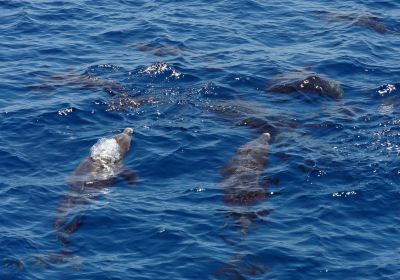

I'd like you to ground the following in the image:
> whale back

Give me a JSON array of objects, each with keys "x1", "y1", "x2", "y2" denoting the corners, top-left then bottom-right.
[
  {"x1": 56, "y1": 128, "x2": 135, "y2": 252},
  {"x1": 267, "y1": 71, "x2": 343, "y2": 99},
  {"x1": 221, "y1": 133, "x2": 271, "y2": 206}
]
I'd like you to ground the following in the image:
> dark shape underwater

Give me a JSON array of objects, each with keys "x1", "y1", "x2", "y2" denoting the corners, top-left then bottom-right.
[{"x1": 330, "y1": 11, "x2": 389, "y2": 34}]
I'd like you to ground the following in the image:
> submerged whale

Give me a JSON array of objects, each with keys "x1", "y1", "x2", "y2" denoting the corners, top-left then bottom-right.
[
  {"x1": 205, "y1": 100, "x2": 297, "y2": 139},
  {"x1": 29, "y1": 71, "x2": 130, "y2": 96},
  {"x1": 221, "y1": 132, "x2": 271, "y2": 208},
  {"x1": 266, "y1": 71, "x2": 344, "y2": 99},
  {"x1": 220, "y1": 132, "x2": 274, "y2": 236},
  {"x1": 216, "y1": 132, "x2": 273, "y2": 279},
  {"x1": 329, "y1": 12, "x2": 389, "y2": 34},
  {"x1": 132, "y1": 42, "x2": 188, "y2": 57},
  {"x1": 55, "y1": 128, "x2": 136, "y2": 250},
  {"x1": 353, "y1": 14, "x2": 388, "y2": 34}
]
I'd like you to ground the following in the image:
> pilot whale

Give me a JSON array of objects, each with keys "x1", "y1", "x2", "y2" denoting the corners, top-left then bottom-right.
[
  {"x1": 133, "y1": 42, "x2": 188, "y2": 57},
  {"x1": 216, "y1": 132, "x2": 273, "y2": 279},
  {"x1": 266, "y1": 70, "x2": 344, "y2": 99},
  {"x1": 221, "y1": 132, "x2": 272, "y2": 230},
  {"x1": 329, "y1": 12, "x2": 389, "y2": 34},
  {"x1": 55, "y1": 128, "x2": 136, "y2": 250},
  {"x1": 221, "y1": 132, "x2": 271, "y2": 207},
  {"x1": 29, "y1": 71, "x2": 130, "y2": 97}
]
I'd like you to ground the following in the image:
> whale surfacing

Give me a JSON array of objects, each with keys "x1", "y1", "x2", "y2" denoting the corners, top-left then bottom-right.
[
  {"x1": 266, "y1": 71, "x2": 344, "y2": 99},
  {"x1": 66, "y1": 128, "x2": 133, "y2": 189},
  {"x1": 55, "y1": 128, "x2": 135, "y2": 249}
]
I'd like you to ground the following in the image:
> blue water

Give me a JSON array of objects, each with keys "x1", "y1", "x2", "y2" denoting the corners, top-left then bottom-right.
[{"x1": 1, "y1": 0, "x2": 400, "y2": 279}]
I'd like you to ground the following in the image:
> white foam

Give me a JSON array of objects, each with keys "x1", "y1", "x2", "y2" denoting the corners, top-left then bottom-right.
[{"x1": 90, "y1": 137, "x2": 121, "y2": 164}]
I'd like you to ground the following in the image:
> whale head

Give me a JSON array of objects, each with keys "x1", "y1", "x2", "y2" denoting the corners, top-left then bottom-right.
[
  {"x1": 257, "y1": 132, "x2": 271, "y2": 145},
  {"x1": 123, "y1": 127, "x2": 133, "y2": 136},
  {"x1": 114, "y1": 127, "x2": 133, "y2": 157},
  {"x1": 262, "y1": 132, "x2": 271, "y2": 142},
  {"x1": 89, "y1": 128, "x2": 133, "y2": 165}
]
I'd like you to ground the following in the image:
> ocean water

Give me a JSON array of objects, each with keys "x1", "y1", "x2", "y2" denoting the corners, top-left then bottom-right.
[{"x1": 1, "y1": 0, "x2": 399, "y2": 279}]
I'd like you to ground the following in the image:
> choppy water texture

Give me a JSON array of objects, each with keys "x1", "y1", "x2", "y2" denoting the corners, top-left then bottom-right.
[{"x1": 1, "y1": 0, "x2": 400, "y2": 279}]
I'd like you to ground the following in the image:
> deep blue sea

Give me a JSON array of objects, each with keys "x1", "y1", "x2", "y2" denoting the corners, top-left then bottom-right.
[{"x1": 1, "y1": 0, "x2": 400, "y2": 279}]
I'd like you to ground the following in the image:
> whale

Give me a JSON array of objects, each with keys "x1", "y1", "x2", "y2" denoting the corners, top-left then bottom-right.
[
  {"x1": 54, "y1": 128, "x2": 136, "y2": 250},
  {"x1": 220, "y1": 132, "x2": 273, "y2": 235},
  {"x1": 329, "y1": 12, "x2": 389, "y2": 34},
  {"x1": 204, "y1": 100, "x2": 298, "y2": 139},
  {"x1": 266, "y1": 70, "x2": 344, "y2": 99},
  {"x1": 221, "y1": 133, "x2": 271, "y2": 207},
  {"x1": 132, "y1": 42, "x2": 188, "y2": 57},
  {"x1": 29, "y1": 71, "x2": 130, "y2": 96},
  {"x1": 216, "y1": 132, "x2": 273, "y2": 279},
  {"x1": 353, "y1": 14, "x2": 388, "y2": 34}
]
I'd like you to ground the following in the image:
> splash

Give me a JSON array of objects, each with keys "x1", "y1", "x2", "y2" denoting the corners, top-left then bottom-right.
[{"x1": 90, "y1": 138, "x2": 121, "y2": 164}]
